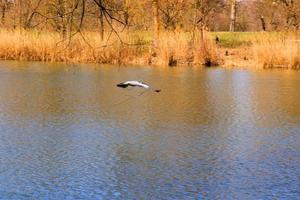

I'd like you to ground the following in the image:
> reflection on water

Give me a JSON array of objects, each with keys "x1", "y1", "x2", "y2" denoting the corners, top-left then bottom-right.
[{"x1": 0, "y1": 61, "x2": 300, "y2": 199}]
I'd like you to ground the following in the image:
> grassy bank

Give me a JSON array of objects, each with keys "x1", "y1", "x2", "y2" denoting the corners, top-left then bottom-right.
[
  {"x1": 252, "y1": 33, "x2": 300, "y2": 69},
  {"x1": 0, "y1": 30, "x2": 299, "y2": 69},
  {"x1": 0, "y1": 30, "x2": 221, "y2": 66},
  {"x1": 0, "y1": 30, "x2": 145, "y2": 64},
  {"x1": 213, "y1": 32, "x2": 300, "y2": 69}
]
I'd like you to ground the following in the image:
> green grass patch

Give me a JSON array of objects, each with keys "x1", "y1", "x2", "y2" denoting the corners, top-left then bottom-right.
[
  {"x1": 129, "y1": 31, "x2": 258, "y2": 48},
  {"x1": 210, "y1": 32, "x2": 257, "y2": 48}
]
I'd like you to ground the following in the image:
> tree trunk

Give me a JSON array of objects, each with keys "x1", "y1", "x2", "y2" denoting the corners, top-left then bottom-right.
[
  {"x1": 124, "y1": 0, "x2": 129, "y2": 27},
  {"x1": 192, "y1": 0, "x2": 199, "y2": 42},
  {"x1": 1, "y1": 2, "x2": 5, "y2": 26},
  {"x1": 260, "y1": 15, "x2": 266, "y2": 31},
  {"x1": 99, "y1": 9, "x2": 104, "y2": 41},
  {"x1": 229, "y1": 0, "x2": 236, "y2": 32},
  {"x1": 58, "y1": 0, "x2": 68, "y2": 39},
  {"x1": 153, "y1": 0, "x2": 160, "y2": 41},
  {"x1": 19, "y1": 0, "x2": 23, "y2": 31}
]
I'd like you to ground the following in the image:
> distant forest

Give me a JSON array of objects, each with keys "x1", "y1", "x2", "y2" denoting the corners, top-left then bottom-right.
[{"x1": 0, "y1": 0, "x2": 299, "y2": 36}]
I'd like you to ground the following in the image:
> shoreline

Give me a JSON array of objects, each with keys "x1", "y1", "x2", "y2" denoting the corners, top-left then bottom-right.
[
  {"x1": 0, "y1": 30, "x2": 298, "y2": 69},
  {"x1": 0, "y1": 45, "x2": 256, "y2": 69}
]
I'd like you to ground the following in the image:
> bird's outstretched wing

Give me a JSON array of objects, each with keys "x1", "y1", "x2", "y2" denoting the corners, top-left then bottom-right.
[
  {"x1": 117, "y1": 81, "x2": 150, "y2": 89},
  {"x1": 117, "y1": 83, "x2": 129, "y2": 88}
]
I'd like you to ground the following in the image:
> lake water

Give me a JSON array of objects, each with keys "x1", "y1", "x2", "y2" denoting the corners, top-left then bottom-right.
[{"x1": 0, "y1": 61, "x2": 299, "y2": 200}]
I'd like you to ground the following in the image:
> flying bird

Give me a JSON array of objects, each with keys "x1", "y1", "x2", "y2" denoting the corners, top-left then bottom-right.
[
  {"x1": 117, "y1": 81, "x2": 150, "y2": 89},
  {"x1": 117, "y1": 81, "x2": 161, "y2": 93}
]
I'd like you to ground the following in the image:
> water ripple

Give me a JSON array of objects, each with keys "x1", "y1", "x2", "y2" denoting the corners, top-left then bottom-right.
[{"x1": 0, "y1": 64, "x2": 300, "y2": 199}]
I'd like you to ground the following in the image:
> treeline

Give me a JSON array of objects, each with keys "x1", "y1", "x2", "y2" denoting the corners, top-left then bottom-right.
[{"x1": 0, "y1": 0, "x2": 299, "y2": 37}]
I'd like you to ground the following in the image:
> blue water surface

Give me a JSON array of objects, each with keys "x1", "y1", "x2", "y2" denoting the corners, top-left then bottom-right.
[{"x1": 0, "y1": 62, "x2": 300, "y2": 200}]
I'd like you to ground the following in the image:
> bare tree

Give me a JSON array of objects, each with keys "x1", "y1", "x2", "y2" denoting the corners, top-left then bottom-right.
[
  {"x1": 153, "y1": 0, "x2": 160, "y2": 40},
  {"x1": 160, "y1": 0, "x2": 186, "y2": 30},
  {"x1": 277, "y1": 0, "x2": 300, "y2": 30},
  {"x1": 0, "y1": 0, "x2": 8, "y2": 25},
  {"x1": 256, "y1": 0, "x2": 300, "y2": 31},
  {"x1": 229, "y1": 0, "x2": 236, "y2": 32},
  {"x1": 24, "y1": 0, "x2": 43, "y2": 29},
  {"x1": 191, "y1": 0, "x2": 224, "y2": 39}
]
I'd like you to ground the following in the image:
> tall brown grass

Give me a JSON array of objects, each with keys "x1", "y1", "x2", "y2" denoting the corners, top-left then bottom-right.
[
  {"x1": 252, "y1": 33, "x2": 300, "y2": 69},
  {"x1": 153, "y1": 31, "x2": 221, "y2": 66},
  {"x1": 0, "y1": 29, "x2": 221, "y2": 66},
  {"x1": 0, "y1": 30, "x2": 145, "y2": 64}
]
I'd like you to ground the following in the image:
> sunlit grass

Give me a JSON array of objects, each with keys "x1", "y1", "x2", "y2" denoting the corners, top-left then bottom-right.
[
  {"x1": 210, "y1": 32, "x2": 256, "y2": 47},
  {"x1": 0, "y1": 29, "x2": 221, "y2": 66},
  {"x1": 0, "y1": 29, "x2": 298, "y2": 68},
  {"x1": 252, "y1": 33, "x2": 300, "y2": 69}
]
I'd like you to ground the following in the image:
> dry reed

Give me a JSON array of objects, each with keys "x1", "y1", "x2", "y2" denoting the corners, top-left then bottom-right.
[
  {"x1": 252, "y1": 33, "x2": 300, "y2": 69},
  {"x1": 153, "y1": 31, "x2": 221, "y2": 66},
  {"x1": 0, "y1": 30, "x2": 145, "y2": 64},
  {"x1": 0, "y1": 29, "x2": 221, "y2": 66}
]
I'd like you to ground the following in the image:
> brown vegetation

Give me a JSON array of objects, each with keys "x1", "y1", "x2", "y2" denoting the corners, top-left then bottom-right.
[
  {"x1": 0, "y1": 0, "x2": 299, "y2": 68},
  {"x1": 0, "y1": 29, "x2": 221, "y2": 66},
  {"x1": 153, "y1": 31, "x2": 221, "y2": 66},
  {"x1": 252, "y1": 33, "x2": 300, "y2": 69}
]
